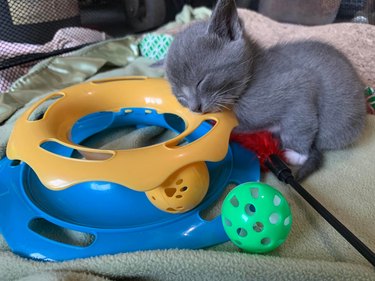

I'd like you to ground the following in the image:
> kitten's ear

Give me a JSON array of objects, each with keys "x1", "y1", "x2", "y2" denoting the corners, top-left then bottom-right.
[{"x1": 207, "y1": 0, "x2": 243, "y2": 40}]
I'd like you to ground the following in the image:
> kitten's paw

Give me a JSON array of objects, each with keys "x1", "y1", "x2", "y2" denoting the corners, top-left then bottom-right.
[{"x1": 284, "y1": 149, "x2": 308, "y2": 166}]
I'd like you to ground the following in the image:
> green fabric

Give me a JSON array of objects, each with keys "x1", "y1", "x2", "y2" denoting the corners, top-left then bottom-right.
[{"x1": 0, "y1": 5, "x2": 374, "y2": 281}]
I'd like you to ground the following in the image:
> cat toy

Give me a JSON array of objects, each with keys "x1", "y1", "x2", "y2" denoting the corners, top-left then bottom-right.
[
  {"x1": 221, "y1": 181, "x2": 292, "y2": 253},
  {"x1": 0, "y1": 77, "x2": 261, "y2": 261},
  {"x1": 231, "y1": 131, "x2": 375, "y2": 267},
  {"x1": 219, "y1": 132, "x2": 292, "y2": 253}
]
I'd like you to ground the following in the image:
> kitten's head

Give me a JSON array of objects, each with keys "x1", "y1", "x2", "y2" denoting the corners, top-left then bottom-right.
[{"x1": 165, "y1": 0, "x2": 256, "y2": 113}]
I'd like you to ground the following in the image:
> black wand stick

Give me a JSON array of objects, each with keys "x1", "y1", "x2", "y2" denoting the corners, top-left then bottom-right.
[{"x1": 265, "y1": 154, "x2": 375, "y2": 267}]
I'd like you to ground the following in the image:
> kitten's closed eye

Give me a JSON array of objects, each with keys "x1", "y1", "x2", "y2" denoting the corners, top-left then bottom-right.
[
  {"x1": 172, "y1": 80, "x2": 239, "y2": 114},
  {"x1": 196, "y1": 78, "x2": 205, "y2": 89}
]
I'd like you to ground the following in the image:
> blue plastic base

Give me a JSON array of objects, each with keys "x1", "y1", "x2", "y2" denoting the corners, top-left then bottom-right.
[{"x1": 0, "y1": 108, "x2": 259, "y2": 261}]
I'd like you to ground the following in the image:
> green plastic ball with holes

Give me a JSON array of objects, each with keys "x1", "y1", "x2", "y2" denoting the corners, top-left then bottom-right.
[{"x1": 221, "y1": 182, "x2": 292, "y2": 253}]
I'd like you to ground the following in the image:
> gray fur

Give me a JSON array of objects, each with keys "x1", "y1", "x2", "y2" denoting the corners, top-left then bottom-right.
[{"x1": 165, "y1": 0, "x2": 367, "y2": 181}]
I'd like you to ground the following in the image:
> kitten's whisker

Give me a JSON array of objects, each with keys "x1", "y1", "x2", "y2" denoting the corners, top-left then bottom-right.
[
  {"x1": 218, "y1": 104, "x2": 230, "y2": 110},
  {"x1": 206, "y1": 76, "x2": 252, "y2": 113},
  {"x1": 216, "y1": 77, "x2": 251, "y2": 96},
  {"x1": 212, "y1": 81, "x2": 232, "y2": 99}
]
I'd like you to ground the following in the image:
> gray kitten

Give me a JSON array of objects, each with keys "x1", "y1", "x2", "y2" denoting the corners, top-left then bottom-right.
[{"x1": 165, "y1": 0, "x2": 367, "y2": 181}]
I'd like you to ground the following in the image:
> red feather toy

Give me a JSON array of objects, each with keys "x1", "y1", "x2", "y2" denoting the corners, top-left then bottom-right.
[{"x1": 230, "y1": 131, "x2": 284, "y2": 172}]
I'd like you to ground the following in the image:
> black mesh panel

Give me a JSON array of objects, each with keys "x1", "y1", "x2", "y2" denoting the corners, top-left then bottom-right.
[{"x1": 0, "y1": 0, "x2": 80, "y2": 44}]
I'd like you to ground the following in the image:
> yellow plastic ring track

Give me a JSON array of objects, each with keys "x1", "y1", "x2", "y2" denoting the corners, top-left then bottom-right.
[{"x1": 7, "y1": 77, "x2": 238, "y2": 191}]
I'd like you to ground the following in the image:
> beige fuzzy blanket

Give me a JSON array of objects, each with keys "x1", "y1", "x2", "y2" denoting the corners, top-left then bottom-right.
[
  {"x1": 238, "y1": 9, "x2": 375, "y2": 87},
  {"x1": 0, "y1": 6, "x2": 374, "y2": 281}
]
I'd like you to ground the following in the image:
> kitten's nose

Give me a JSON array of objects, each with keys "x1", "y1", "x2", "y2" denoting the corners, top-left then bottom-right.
[{"x1": 189, "y1": 103, "x2": 202, "y2": 113}]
